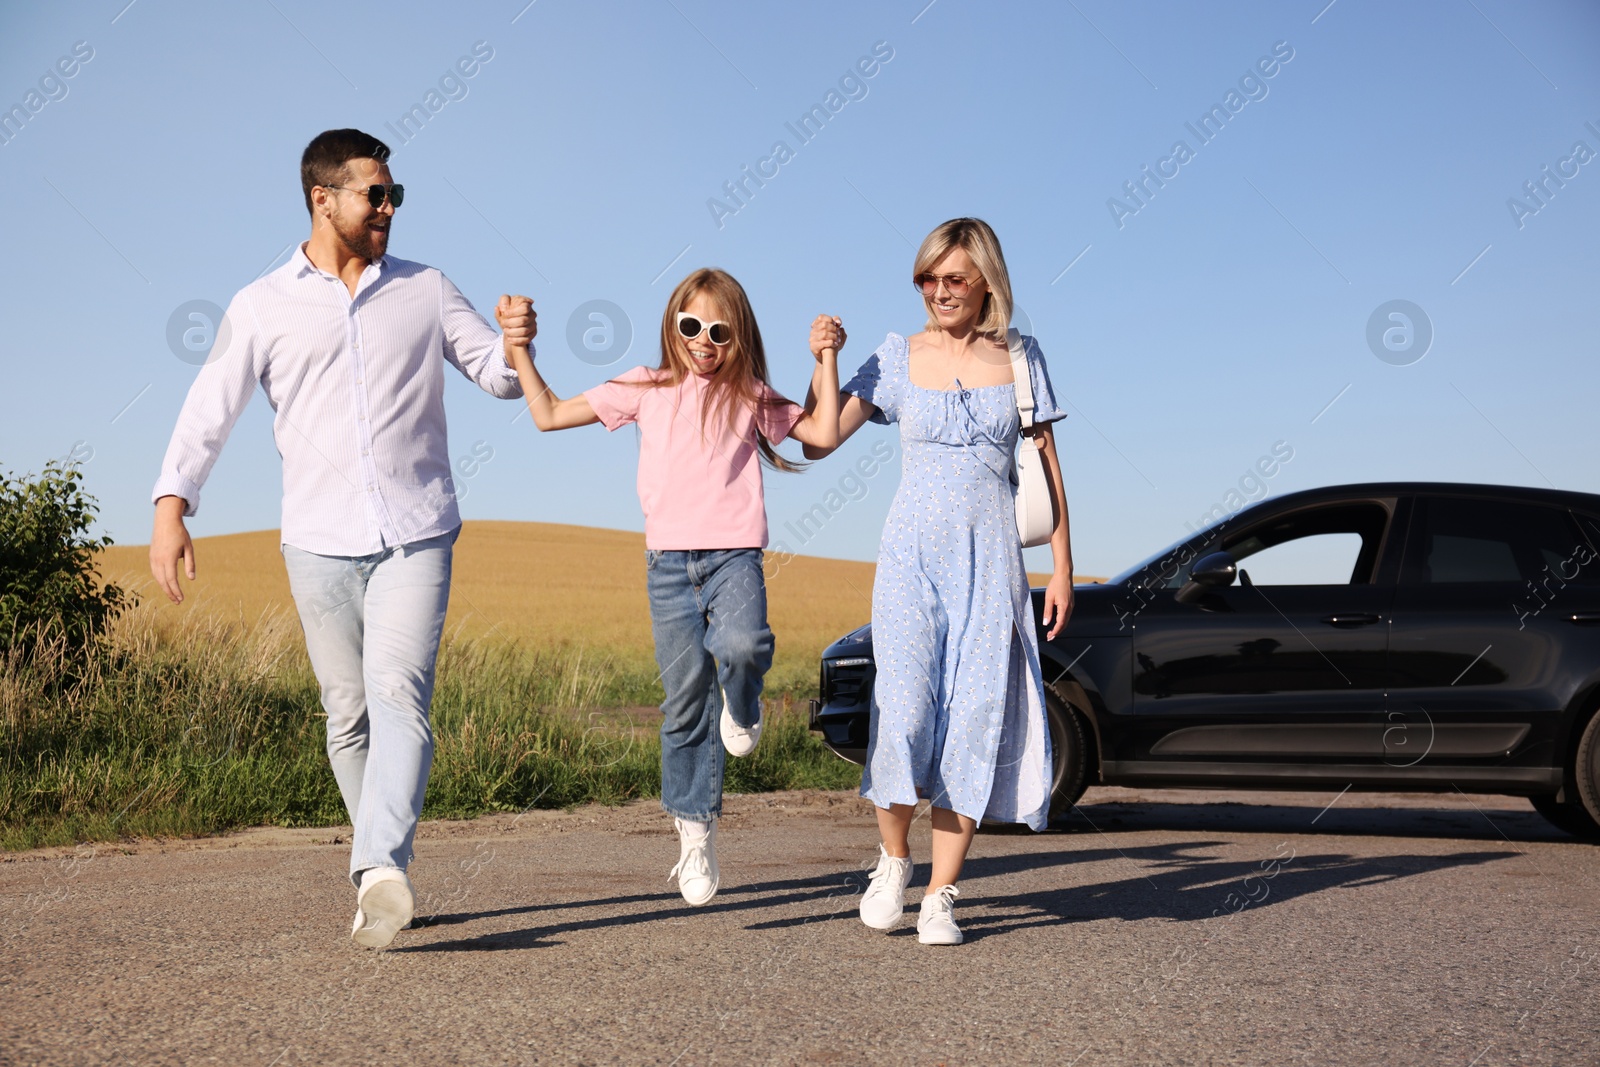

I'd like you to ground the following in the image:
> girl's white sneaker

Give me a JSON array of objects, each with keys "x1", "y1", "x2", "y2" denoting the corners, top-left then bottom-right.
[
  {"x1": 669, "y1": 818, "x2": 720, "y2": 905},
  {"x1": 859, "y1": 845, "x2": 914, "y2": 930},
  {"x1": 917, "y1": 884, "x2": 963, "y2": 945},
  {"x1": 719, "y1": 693, "x2": 762, "y2": 757}
]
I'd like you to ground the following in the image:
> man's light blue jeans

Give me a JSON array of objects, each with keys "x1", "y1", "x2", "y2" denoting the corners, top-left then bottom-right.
[
  {"x1": 645, "y1": 548, "x2": 774, "y2": 822},
  {"x1": 281, "y1": 529, "x2": 455, "y2": 885}
]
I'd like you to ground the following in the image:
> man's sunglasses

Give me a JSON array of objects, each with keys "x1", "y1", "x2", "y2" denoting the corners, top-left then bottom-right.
[
  {"x1": 676, "y1": 312, "x2": 732, "y2": 346},
  {"x1": 324, "y1": 183, "x2": 405, "y2": 209},
  {"x1": 913, "y1": 272, "x2": 981, "y2": 298}
]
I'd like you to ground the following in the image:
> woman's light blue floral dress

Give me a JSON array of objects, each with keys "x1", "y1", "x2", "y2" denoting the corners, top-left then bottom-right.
[{"x1": 844, "y1": 332, "x2": 1065, "y2": 830}]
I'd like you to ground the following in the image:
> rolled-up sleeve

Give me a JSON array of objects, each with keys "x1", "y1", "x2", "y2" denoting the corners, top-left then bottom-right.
[
  {"x1": 439, "y1": 272, "x2": 524, "y2": 399},
  {"x1": 151, "y1": 293, "x2": 264, "y2": 516}
]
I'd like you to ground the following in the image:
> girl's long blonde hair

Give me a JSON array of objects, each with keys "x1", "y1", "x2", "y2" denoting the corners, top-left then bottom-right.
[
  {"x1": 644, "y1": 268, "x2": 803, "y2": 473},
  {"x1": 914, "y1": 217, "x2": 1014, "y2": 343}
]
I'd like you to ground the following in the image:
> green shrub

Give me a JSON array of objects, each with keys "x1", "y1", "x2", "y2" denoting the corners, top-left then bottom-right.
[{"x1": 0, "y1": 460, "x2": 131, "y2": 651}]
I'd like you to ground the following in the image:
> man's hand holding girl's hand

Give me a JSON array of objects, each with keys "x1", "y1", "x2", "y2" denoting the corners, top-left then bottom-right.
[
  {"x1": 497, "y1": 294, "x2": 537, "y2": 355},
  {"x1": 809, "y1": 315, "x2": 845, "y2": 361}
]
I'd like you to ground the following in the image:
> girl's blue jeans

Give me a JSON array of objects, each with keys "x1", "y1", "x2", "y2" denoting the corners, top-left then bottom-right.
[{"x1": 645, "y1": 548, "x2": 774, "y2": 821}]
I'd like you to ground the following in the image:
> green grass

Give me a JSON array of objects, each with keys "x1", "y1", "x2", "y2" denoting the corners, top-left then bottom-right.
[{"x1": 0, "y1": 607, "x2": 859, "y2": 851}]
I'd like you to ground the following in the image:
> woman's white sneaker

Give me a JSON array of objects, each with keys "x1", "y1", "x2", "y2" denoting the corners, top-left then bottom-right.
[
  {"x1": 351, "y1": 867, "x2": 415, "y2": 949},
  {"x1": 917, "y1": 884, "x2": 963, "y2": 945},
  {"x1": 858, "y1": 845, "x2": 914, "y2": 930},
  {"x1": 668, "y1": 817, "x2": 720, "y2": 905},
  {"x1": 719, "y1": 693, "x2": 762, "y2": 757}
]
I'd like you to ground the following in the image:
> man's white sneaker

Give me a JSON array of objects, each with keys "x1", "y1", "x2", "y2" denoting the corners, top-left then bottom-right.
[
  {"x1": 351, "y1": 867, "x2": 415, "y2": 949},
  {"x1": 858, "y1": 845, "x2": 914, "y2": 930},
  {"x1": 719, "y1": 693, "x2": 762, "y2": 757},
  {"x1": 668, "y1": 818, "x2": 719, "y2": 905},
  {"x1": 917, "y1": 884, "x2": 963, "y2": 945}
]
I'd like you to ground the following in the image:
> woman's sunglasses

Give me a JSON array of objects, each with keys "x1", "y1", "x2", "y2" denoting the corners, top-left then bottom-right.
[
  {"x1": 913, "y1": 272, "x2": 981, "y2": 298},
  {"x1": 676, "y1": 312, "x2": 732, "y2": 346},
  {"x1": 325, "y1": 183, "x2": 405, "y2": 209}
]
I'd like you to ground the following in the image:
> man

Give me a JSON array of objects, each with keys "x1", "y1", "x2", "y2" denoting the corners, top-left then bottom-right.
[{"x1": 150, "y1": 128, "x2": 537, "y2": 948}]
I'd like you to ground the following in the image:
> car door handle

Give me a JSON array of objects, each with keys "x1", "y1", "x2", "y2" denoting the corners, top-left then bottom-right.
[
  {"x1": 1570, "y1": 612, "x2": 1600, "y2": 626},
  {"x1": 1320, "y1": 613, "x2": 1381, "y2": 627}
]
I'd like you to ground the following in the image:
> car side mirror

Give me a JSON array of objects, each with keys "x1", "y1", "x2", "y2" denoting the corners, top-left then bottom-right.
[{"x1": 1176, "y1": 550, "x2": 1237, "y2": 604}]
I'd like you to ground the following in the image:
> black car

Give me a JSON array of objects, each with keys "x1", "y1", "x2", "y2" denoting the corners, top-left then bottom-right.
[{"x1": 810, "y1": 482, "x2": 1600, "y2": 838}]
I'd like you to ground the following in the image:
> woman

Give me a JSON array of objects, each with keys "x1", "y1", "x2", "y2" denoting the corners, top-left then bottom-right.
[{"x1": 804, "y1": 217, "x2": 1074, "y2": 945}]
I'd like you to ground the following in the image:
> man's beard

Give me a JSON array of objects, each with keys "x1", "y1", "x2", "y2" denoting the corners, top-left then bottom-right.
[{"x1": 333, "y1": 213, "x2": 389, "y2": 262}]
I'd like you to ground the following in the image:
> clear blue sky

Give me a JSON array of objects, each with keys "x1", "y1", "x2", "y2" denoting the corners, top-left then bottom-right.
[{"x1": 2, "y1": 0, "x2": 1597, "y2": 581}]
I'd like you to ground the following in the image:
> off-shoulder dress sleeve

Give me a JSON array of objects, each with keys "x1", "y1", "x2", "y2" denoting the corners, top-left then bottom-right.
[
  {"x1": 842, "y1": 333, "x2": 906, "y2": 426},
  {"x1": 1021, "y1": 335, "x2": 1066, "y2": 424}
]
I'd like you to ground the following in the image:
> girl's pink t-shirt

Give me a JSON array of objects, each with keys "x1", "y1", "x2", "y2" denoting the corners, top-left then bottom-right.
[{"x1": 584, "y1": 366, "x2": 804, "y2": 550}]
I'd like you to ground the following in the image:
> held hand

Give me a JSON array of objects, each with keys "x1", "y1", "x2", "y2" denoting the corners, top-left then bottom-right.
[
  {"x1": 497, "y1": 294, "x2": 537, "y2": 350},
  {"x1": 149, "y1": 498, "x2": 196, "y2": 605},
  {"x1": 1041, "y1": 572, "x2": 1074, "y2": 640},
  {"x1": 809, "y1": 315, "x2": 845, "y2": 362}
]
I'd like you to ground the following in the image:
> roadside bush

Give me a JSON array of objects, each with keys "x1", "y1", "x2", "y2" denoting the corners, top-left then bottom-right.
[{"x1": 0, "y1": 461, "x2": 131, "y2": 652}]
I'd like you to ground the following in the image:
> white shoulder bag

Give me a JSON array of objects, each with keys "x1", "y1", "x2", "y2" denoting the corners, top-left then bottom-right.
[{"x1": 1008, "y1": 328, "x2": 1056, "y2": 548}]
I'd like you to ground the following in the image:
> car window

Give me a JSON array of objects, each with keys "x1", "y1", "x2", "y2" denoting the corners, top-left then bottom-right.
[
  {"x1": 1573, "y1": 512, "x2": 1600, "y2": 578},
  {"x1": 1230, "y1": 532, "x2": 1366, "y2": 585},
  {"x1": 1406, "y1": 498, "x2": 1586, "y2": 584},
  {"x1": 1223, "y1": 503, "x2": 1387, "y2": 586},
  {"x1": 1151, "y1": 502, "x2": 1390, "y2": 589},
  {"x1": 1430, "y1": 533, "x2": 1520, "y2": 581}
]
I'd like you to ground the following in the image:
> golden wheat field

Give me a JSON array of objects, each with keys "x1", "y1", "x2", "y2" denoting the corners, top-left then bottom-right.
[
  {"x1": 96, "y1": 522, "x2": 845, "y2": 680},
  {"x1": 97, "y1": 521, "x2": 1068, "y2": 689}
]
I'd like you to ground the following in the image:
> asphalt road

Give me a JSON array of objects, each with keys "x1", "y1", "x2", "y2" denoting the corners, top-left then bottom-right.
[{"x1": 2, "y1": 787, "x2": 1596, "y2": 1066}]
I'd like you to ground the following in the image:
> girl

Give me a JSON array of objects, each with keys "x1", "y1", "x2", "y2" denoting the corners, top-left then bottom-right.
[
  {"x1": 804, "y1": 218, "x2": 1074, "y2": 945},
  {"x1": 498, "y1": 269, "x2": 843, "y2": 904}
]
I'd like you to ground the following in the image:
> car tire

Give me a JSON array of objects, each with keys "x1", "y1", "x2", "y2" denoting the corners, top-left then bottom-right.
[
  {"x1": 1046, "y1": 693, "x2": 1091, "y2": 825},
  {"x1": 1572, "y1": 709, "x2": 1600, "y2": 833},
  {"x1": 1529, "y1": 793, "x2": 1600, "y2": 840}
]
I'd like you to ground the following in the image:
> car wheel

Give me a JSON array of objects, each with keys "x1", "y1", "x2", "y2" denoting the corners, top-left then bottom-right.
[
  {"x1": 1046, "y1": 693, "x2": 1091, "y2": 825},
  {"x1": 1573, "y1": 709, "x2": 1600, "y2": 831},
  {"x1": 1529, "y1": 793, "x2": 1600, "y2": 840}
]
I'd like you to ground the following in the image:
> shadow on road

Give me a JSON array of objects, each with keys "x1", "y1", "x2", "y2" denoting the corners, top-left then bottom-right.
[
  {"x1": 947, "y1": 841, "x2": 1513, "y2": 943},
  {"x1": 397, "y1": 832, "x2": 1519, "y2": 953}
]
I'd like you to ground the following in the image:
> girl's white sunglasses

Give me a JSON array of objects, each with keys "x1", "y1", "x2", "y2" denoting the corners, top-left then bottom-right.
[{"x1": 676, "y1": 312, "x2": 732, "y2": 346}]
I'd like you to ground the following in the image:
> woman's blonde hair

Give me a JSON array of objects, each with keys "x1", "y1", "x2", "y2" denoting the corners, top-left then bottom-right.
[
  {"x1": 644, "y1": 267, "x2": 803, "y2": 473},
  {"x1": 914, "y1": 217, "x2": 1013, "y2": 342}
]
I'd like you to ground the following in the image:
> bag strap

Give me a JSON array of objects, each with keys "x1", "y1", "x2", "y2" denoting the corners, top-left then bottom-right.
[{"x1": 1007, "y1": 327, "x2": 1035, "y2": 431}]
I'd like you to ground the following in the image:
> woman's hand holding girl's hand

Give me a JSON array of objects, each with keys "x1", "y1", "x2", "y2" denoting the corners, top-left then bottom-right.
[
  {"x1": 1042, "y1": 572, "x2": 1075, "y2": 640},
  {"x1": 809, "y1": 315, "x2": 845, "y2": 361}
]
